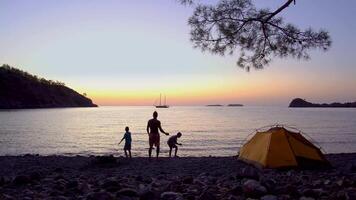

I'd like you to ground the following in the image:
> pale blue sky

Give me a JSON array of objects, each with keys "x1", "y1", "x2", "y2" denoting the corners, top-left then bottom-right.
[{"x1": 1, "y1": 0, "x2": 355, "y2": 105}]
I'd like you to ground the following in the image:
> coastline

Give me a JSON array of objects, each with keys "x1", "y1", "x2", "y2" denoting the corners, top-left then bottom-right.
[{"x1": 1, "y1": 154, "x2": 355, "y2": 199}]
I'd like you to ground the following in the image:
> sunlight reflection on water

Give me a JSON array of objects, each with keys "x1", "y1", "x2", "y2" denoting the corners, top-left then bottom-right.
[{"x1": 0, "y1": 106, "x2": 356, "y2": 156}]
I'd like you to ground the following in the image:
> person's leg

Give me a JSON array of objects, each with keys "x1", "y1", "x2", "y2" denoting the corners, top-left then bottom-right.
[
  {"x1": 175, "y1": 146, "x2": 178, "y2": 157},
  {"x1": 129, "y1": 150, "x2": 132, "y2": 158},
  {"x1": 149, "y1": 135, "x2": 153, "y2": 158},
  {"x1": 169, "y1": 147, "x2": 172, "y2": 157},
  {"x1": 155, "y1": 135, "x2": 160, "y2": 159},
  {"x1": 156, "y1": 146, "x2": 160, "y2": 158},
  {"x1": 149, "y1": 144, "x2": 153, "y2": 158},
  {"x1": 124, "y1": 150, "x2": 128, "y2": 158}
]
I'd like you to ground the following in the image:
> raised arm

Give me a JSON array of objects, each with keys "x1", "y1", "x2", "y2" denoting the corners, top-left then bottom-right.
[{"x1": 158, "y1": 122, "x2": 169, "y2": 135}]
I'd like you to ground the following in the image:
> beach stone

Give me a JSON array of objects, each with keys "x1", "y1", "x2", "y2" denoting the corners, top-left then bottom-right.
[
  {"x1": 29, "y1": 171, "x2": 42, "y2": 181},
  {"x1": 323, "y1": 179, "x2": 331, "y2": 185},
  {"x1": 53, "y1": 196, "x2": 68, "y2": 200},
  {"x1": 87, "y1": 191, "x2": 114, "y2": 200},
  {"x1": 182, "y1": 176, "x2": 194, "y2": 184},
  {"x1": 0, "y1": 194, "x2": 15, "y2": 200},
  {"x1": 139, "y1": 190, "x2": 155, "y2": 200},
  {"x1": 160, "y1": 191, "x2": 183, "y2": 200},
  {"x1": 54, "y1": 167, "x2": 64, "y2": 173},
  {"x1": 229, "y1": 185, "x2": 243, "y2": 196},
  {"x1": 236, "y1": 167, "x2": 259, "y2": 180},
  {"x1": 197, "y1": 188, "x2": 216, "y2": 200},
  {"x1": 275, "y1": 184, "x2": 298, "y2": 196},
  {"x1": 350, "y1": 164, "x2": 356, "y2": 172},
  {"x1": 182, "y1": 193, "x2": 195, "y2": 200},
  {"x1": 299, "y1": 197, "x2": 315, "y2": 200},
  {"x1": 101, "y1": 178, "x2": 121, "y2": 192},
  {"x1": 78, "y1": 182, "x2": 90, "y2": 193},
  {"x1": 13, "y1": 175, "x2": 31, "y2": 185},
  {"x1": 242, "y1": 179, "x2": 267, "y2": 198},
  {"x1": 278, "y1": 194, "x2": 291, "y2": 200},
  {"x1": 118, "y1": 188, "x2": 139, "y2": 197},
  {"x1": 66, "y1": 180, "x2": 78, "y2": 189},
  {"x1": 340, "y1": 188, "x2": 356, "y2": 200},
  {"x1": 301, "y1": 188, "x2": 326, "y2": 198},
  {"x1": 93, "y1": 155, "x2": 117, "y2": 165},
  {"x1": 260, "y1": 195, "x2": 278, "y2": 200},
  {"x1": 0, "y1": 176, "x2": 5, "y2": 186},
  {"x1": 260, "y1": 178, "x2": 276, "y2": 192}
]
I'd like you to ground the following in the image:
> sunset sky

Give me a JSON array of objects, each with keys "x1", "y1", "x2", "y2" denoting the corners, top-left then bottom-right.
[{"x1": 1, "y1": 0, "x2": 356, "y2": 106}]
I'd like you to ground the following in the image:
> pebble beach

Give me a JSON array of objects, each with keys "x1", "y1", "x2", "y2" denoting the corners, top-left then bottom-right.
[{"x1": 0, "y1": 154, "x2": 356, "y2": 200}]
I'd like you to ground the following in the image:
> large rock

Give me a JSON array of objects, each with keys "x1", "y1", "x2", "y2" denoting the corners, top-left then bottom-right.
[{"x1": 242, "y1": 179, "x2": 267, "y2": 198}]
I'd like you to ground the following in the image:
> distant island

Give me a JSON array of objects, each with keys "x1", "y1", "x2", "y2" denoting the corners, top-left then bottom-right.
[
  {"x1": 206, "y1": 104, "x2": 244, "y2": 107},
  {"x1": 227, "y1": 104, "x2": 243, "y2": 107},
  {"x1": 0, "y1": 64, "x2": 97, "y2": 109},
  {"x1": 289, "y1": 98, "x2": 356, "y2": 108}
]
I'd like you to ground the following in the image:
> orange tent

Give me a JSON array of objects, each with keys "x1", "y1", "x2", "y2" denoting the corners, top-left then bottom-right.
[{"x1": 239, "y1": 126, "x2": 330, "y2": 168}]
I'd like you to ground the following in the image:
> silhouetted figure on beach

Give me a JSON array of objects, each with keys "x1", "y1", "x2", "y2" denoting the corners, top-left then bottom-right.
[
  {"x1": 119, "y1": 126, "x2": 132, "y2": 158},
  {"x1": 147, "y1": 111, "x2": 169, "y2": 159},
  {"x1": 168, "y1": 132, "x2": 182, "y2": 157}
]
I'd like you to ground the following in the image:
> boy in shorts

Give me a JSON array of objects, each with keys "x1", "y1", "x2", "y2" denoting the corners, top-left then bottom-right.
[
  {"x1": 167, "y1": 132, "x2": 182, "y2": 157},
  {"x1": 119, "y1": 126, "x2": 132, "y2": 158}
]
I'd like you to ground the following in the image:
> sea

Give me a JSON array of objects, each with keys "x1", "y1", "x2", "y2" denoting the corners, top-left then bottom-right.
[{"x1": 0, "y1": 106, "x2": 355, "y2": 157}]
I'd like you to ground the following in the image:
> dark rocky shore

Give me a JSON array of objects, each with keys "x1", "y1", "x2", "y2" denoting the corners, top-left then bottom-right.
[
  {"x1": 289, "y1": 98, "x2": 356, "y2": 108},
  {"x1": 0, "y1": 65, "x2": 97, "y2": 109},
  {"x1": 0, "y1": 154, "x2": 356, "y2": 200}
]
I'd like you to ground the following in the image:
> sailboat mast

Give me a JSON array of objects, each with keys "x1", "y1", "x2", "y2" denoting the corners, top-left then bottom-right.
[
  {"x1": 164, "y1": 95, "x2": 166, "y2": 105},
  {"x1": 159, "y1": 93, "x2": 162, "y2": 106}
]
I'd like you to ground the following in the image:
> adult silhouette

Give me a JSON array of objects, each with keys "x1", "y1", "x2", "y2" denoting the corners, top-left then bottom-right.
[{"x1": 147, "y1": 111, "x2": 169, "y2": 158}]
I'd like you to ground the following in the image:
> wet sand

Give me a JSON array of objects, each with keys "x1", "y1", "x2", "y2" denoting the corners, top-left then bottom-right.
[{"x1": 0, "y1": 154, "x2": 355, "y2": 199}]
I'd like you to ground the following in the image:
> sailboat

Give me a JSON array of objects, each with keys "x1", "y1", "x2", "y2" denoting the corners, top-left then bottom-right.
[{"x1": 155, "y1": 94, "x2": 169, "y2": 108}]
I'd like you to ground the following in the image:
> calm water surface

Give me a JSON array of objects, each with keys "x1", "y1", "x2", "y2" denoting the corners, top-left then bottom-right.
[{"x1": 0, "y1": 106, "x2": 355, "y2": 157}]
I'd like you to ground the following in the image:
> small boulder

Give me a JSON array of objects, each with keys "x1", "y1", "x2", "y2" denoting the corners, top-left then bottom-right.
[
  {"x1": 139, "y1": 190, "x2": 155, "y2": 200},
  {"x1": 198, "y1": 188, "x2": 217, "y2": 200},
  {"x1": 12, "y1": 175, "x2": 31, "y2": 186},
  {"x1": 29, "y1": 171, "x2": 42, "y2": 181},
  {"x1": 66, "y1": 180, "x2": 78, "y2": 189},
  {"x1": 236, "y1": 167, "x2": 259, "y2": 180},
  {"x1": 0, "y1": 176, "x2": 5, "y2": 186},
  {"x1": 87, "y1": 191, "x2": 114, "y2": 200},
  {"x1": 101, "y1": 178, "x2": 121, "y2": 192},
  {"x1": 261, "y1": 195, "x2": 278, "y2": 200},
  {"x1": 118, "y1": 188, "x2": 139, "y2": 197},
  {"x1": 182, "y1": 176, "x2": 194, "y2": 184},
  {"x1": 0, "y1": 194, "x2": 15, "y2": 200},
  {"x1": 92, "y1": 155, "x2": 117, "y2": 165},
  {"x1": 161, "y1": 191, "x2": 183, "y2": 200},
  {"x1": 54, "y1": 167, "x2": 64, "y2": 173},
  {"x1": 229, "y1": 185, "x2": 243, "y2": 196},
  {"x1": 242, "y1": 179, "x2": 267, "y2": 198},
  {"x1": 299, "y1": 197, "x2": 315, "y2": 200}
]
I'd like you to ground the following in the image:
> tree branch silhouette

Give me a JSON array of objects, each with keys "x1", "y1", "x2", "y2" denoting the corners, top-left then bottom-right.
[{"x1": 181, "y1": 0, "x2": 331, "y2": 71}]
